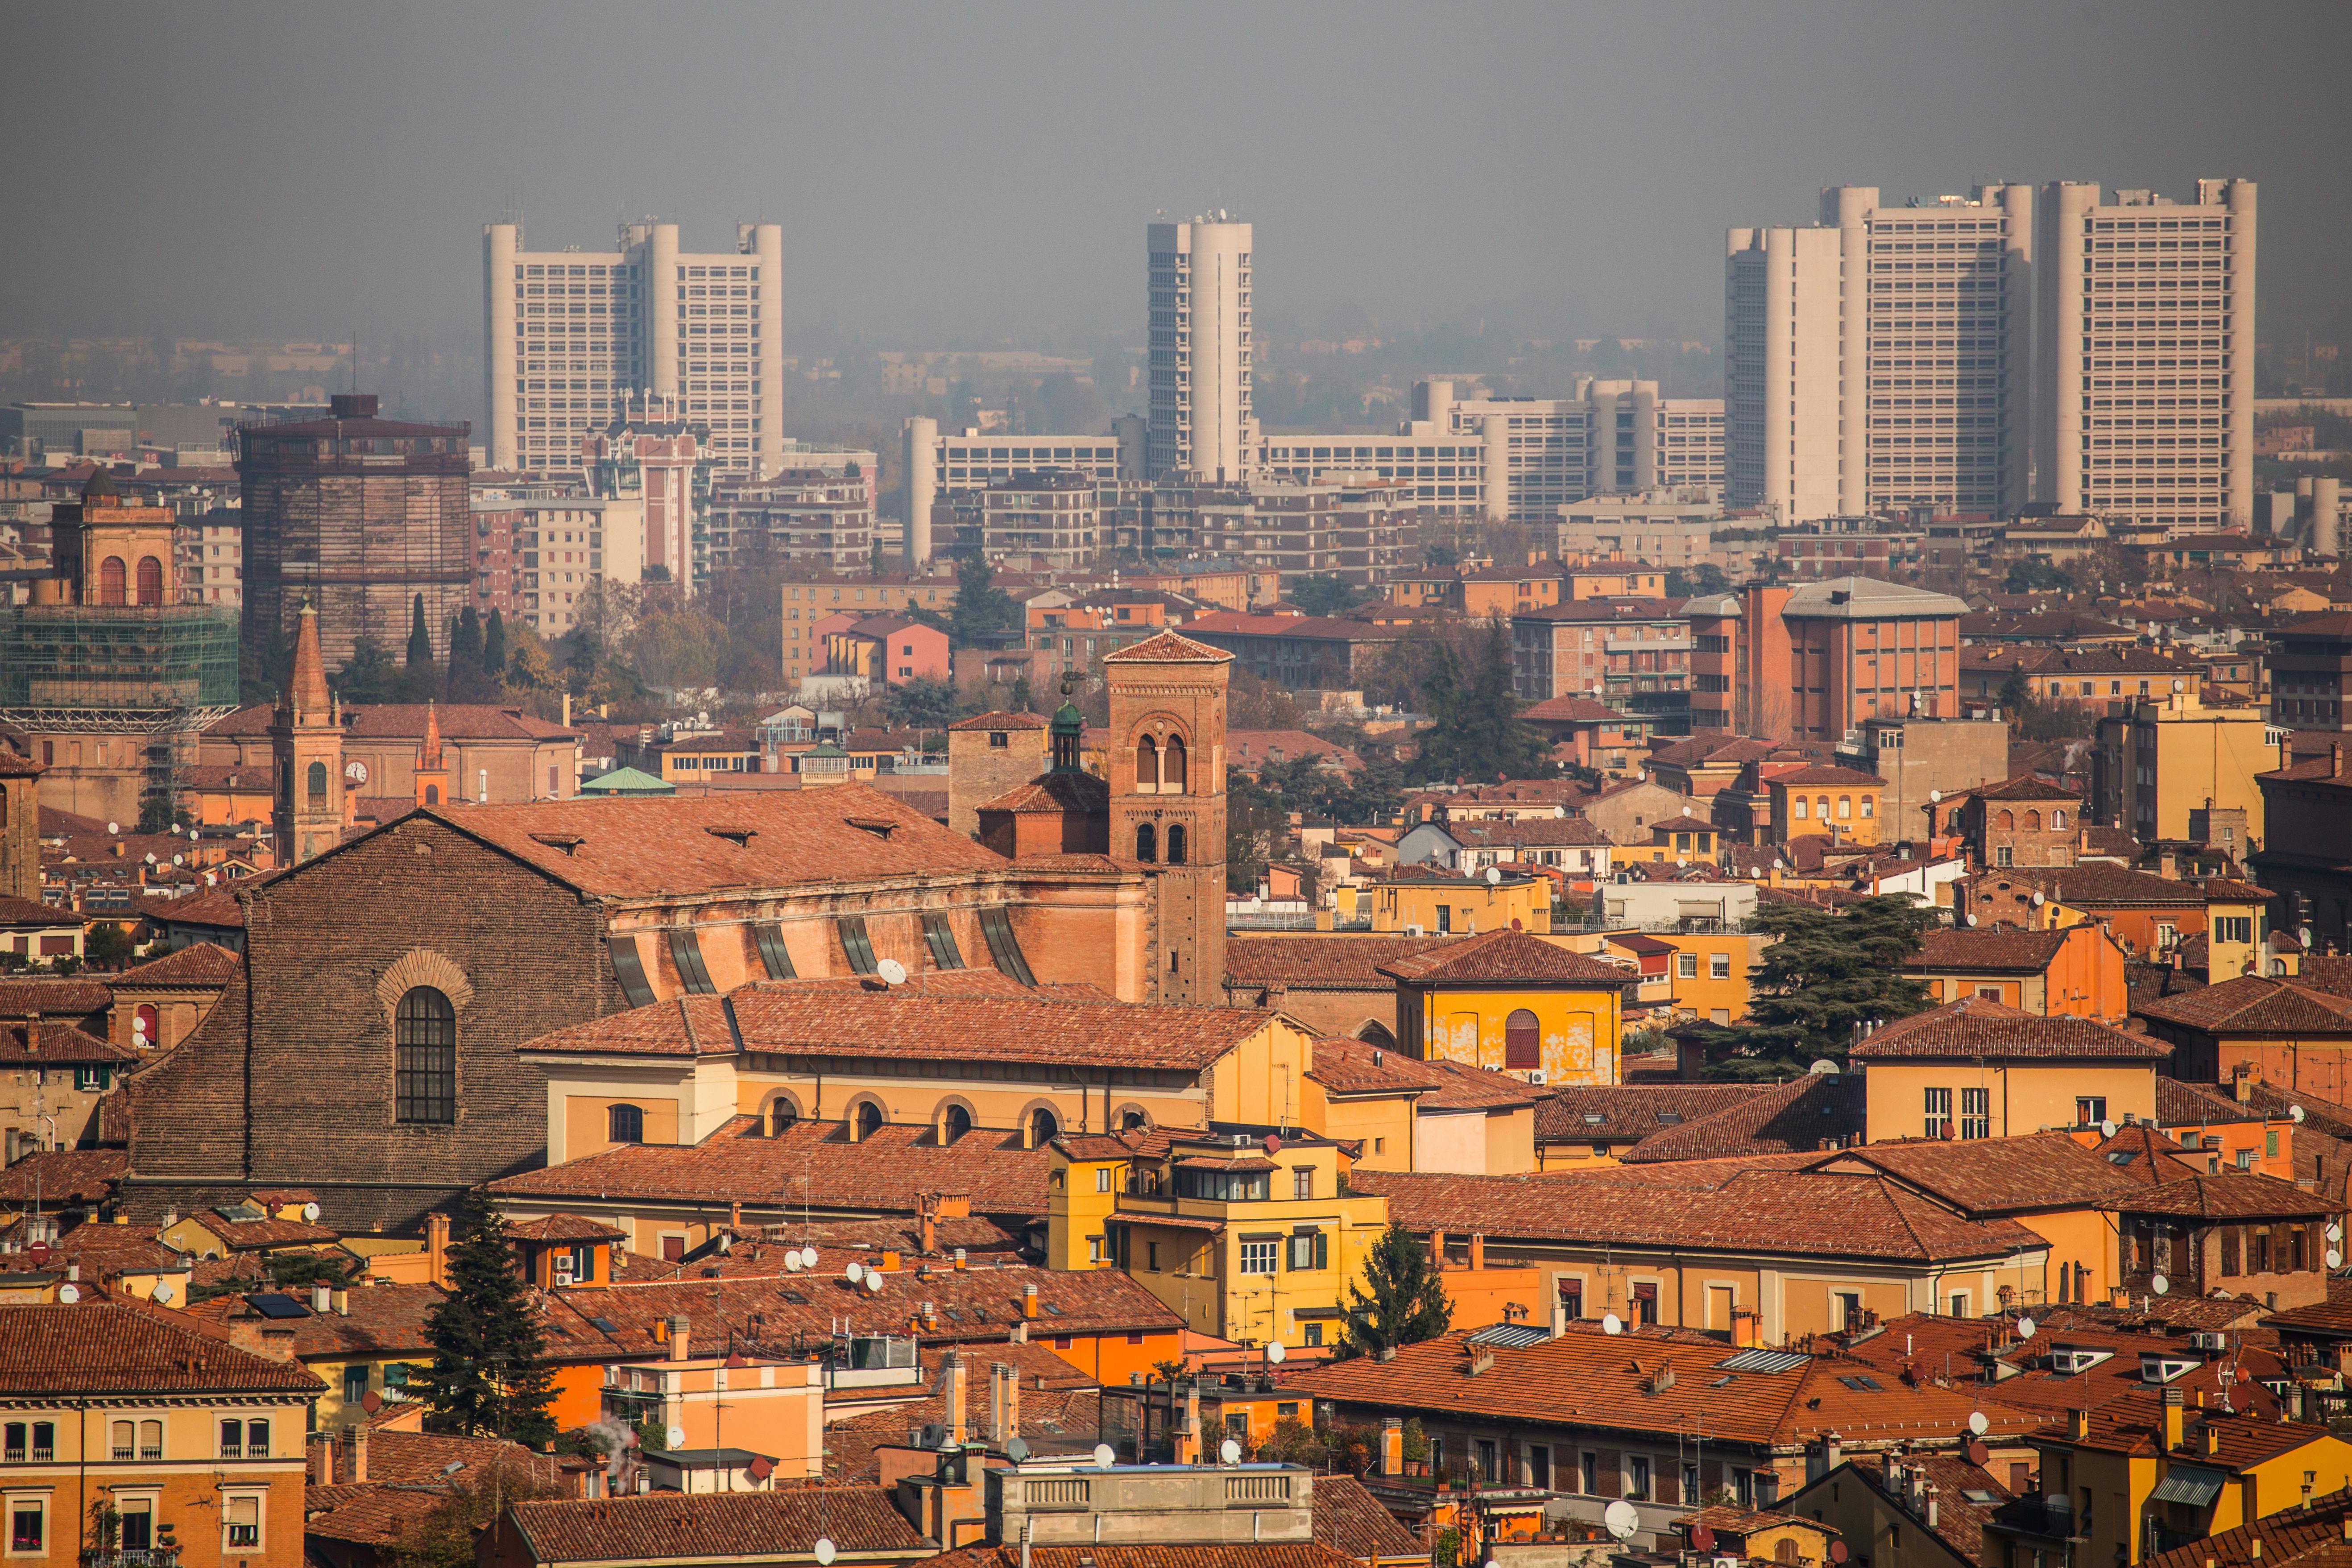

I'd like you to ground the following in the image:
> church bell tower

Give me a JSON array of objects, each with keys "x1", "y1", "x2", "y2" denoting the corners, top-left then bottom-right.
[
  {"x1": 270, "y1": 600, "x2": 346, "y2": 865},
  {"x1": 1101, "y1": 630, "x2": 1231, "y2": 1005}
]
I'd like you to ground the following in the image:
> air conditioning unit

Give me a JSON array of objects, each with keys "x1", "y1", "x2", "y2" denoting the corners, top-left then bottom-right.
[
  {"x1": 1526, "y1": 1069, "x2": 1549, "y2": 1085},
  {"x1": 2191, "y1": 1331, "x2": 2227, "y2": 1351},
  {"x1": 553, "y1": 1260, "x2": 576, "y2": 1287},
  {"x1": 1404, "y1": 924, "x2": 1422, "y2": 936}
]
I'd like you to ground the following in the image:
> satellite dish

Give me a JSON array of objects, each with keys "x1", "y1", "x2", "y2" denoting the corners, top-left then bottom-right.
[
  {"x1": 2330, "y1": 1224, "x2": 2344, "y2": 1244},
  {"x1": 2100, "y1": 1120, "x2": 2117, "y2": 1138},
  {"x1": 877, "y1": 958, "x2": 908, "y2": 986},
  {"x1": 302, "y1": 1202, "x2": 320, "y2": 1223},
  {"x1": 151, "y1": 1282, "x2": 174, "y2": 1304},
  {"x1": 144, "y1": 852, "x2": 156, "y2": 865},
  {"x1": 1264, "y1": 1341, "x2": 1287, "y2": 1364},
  {"x1": 171, "y1": 854, "x2": 183, "y2": 866},
  {"x1": 665, "y1": 1424, "x2": 686, "y2": 1448},
  {"x1": 1809, "y1": 1059, "x2": 1840, "y2": 1076},
  {"x1": 1097, "y1": 1443, "x2": 1120, "y2": 1469},
  {"x1": 1772, "y1": 857, "x2": 1785, "y2": 870},
  {"x1": 2017, "y1": 1317, "x2": 2037, "y2": 1339},
  {"x1": 1968, "y1": 1411, "x2": 1989, "y2": 1436},
  {"x1": 1830, "y1": 1543, "x2": 1849, "y2": 1564},
  {"x1": 2330, "y1": 1251, "x2": 2344, "y2": 1270},
  {"x1": 1603, "y1": 1500, "x2": 1641, "y2": 1542},
  {"x1": 813, "y1": 1540, "x2": 837, "y2": 1567},
  {"x1": 1692, "y1": 1526, "x2": 1717, "y2": 1553},
  {"x1": 1965, "y1": 913, "x2": 1977, "y2": 927},
  {"x1": 1486, "y1": 867, "x2": 1502, "y2": 885},
  {"x1": 107, "y1": 822, "x2": 119, "y2": 835},
  {"x1": 1928, "y1": 790, "x2": 1941, "y2": 804},
  {"x1": 784, "y1": 1252, "x2": 802, "y2": 1273},
  {"x1": 845, "y1": 1262, "x2": 865, "y2": 1284},
  {"x1": 2292, "y1": 1105, "x2": 2308, "y2": 1124},
  {"x1": 2151, "y1": 1274, "x2": 2170, "y2": 1295},
  {"x1": 1601, "y1": 1313, "x2": 1624, "y2": 1336},
  {"x1": 2032, "y1": 891, "x2": 2045, "y2": 906},
  {"x1": 57, "y1": 1284, "x2": 79, "y2": 1304},
  {"x1": 1005, "y1": 1436, "x2": 1030, "y2": 1462},
  {"x1": 865, "y1": 1273, "x2": 884, "y2": 1294},
  {"x1": 800, "y1": 1247, "x2": 819, "y2": 1270}
]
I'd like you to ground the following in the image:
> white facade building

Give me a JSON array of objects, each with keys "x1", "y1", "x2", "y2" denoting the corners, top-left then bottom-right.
[
  {"x1": 2033, "y1": 179, "x2": 2256, "y2": 534},
  {"x1": 483, "y1": 221, "x2": 783, "y2": 477},
  {"x1": 899, "y1": 418, "x2": 1143, "y2": 566},
  {"x1": 1147, "y1": 217, "x2": 1255, "y2": 481},
  {"x1": 1726, "y1": 185, "x2": 2032, "y2": 524}
]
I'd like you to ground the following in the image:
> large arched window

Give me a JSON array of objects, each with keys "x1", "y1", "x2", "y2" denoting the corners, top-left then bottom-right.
[
  {"x1": 134, "y1": 556, "x2": 163, "y2": 606},
  {"x1": 1162, "y1": 736, "x2": 1187, "y2": 793},
  {"x1": 608, "y1": 1104, "x2": 643, "y2": 1144},
  {"x1": 423, "y1": 783, "x2": 440, "y2": 805},
  {"x1": 393, "y1": 987, "x2": 456, "y2": 1125},
  {"x1": 939, "y1": 1103, "x2": 973, "y2": 1145},
  {"x1": 2051, "y1": 808, "x2": 2066, "y2": 831},
  {"x1": 770, "y1": 1100, "x2": 798, "y2": 1136},
  {"x1": 133, "y1": 1004, "x2": 158, "y2": 1049},
  {"x1": 1135, "y1": 735, "x2": 1159, "y2": 793},
  {"x1": 307, "y1": 761, "x2": 328, "y2": 799},
  {"x1": 1503, "y1": 1009, "x2": 1541, "y2": 1070},
  {"x1": 97, "y1": 557, "x2": 127, "y2": 606},
  {"x1": 1166, "y1": 825, "x2": 1187, "y2": 865},
  {"x1": 2025, "y1": 810, "x2": 2043, "y2": 831},
  {"x1": 1135, "y1": 823, "x2": 1156, "y2": 862},
  {"x1": 1028, "y1": 1105, "x2": 1060, "y2": 1148},
  {"x1": 1996, "y1": 810, "x2": 2015, "y2": 831},
  {"x1": 852, "y1": 1100, "x2": 883, "y2": 1142}
]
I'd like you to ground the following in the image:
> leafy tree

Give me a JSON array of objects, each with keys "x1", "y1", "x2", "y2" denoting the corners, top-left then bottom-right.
[
  {"x1": 1289, "y1": 574, "x2": 1367, "y2": 617},
  {"x1": 1009, "y1": 674, "x2": 1035, "y2": 714},
  {"x1": 1225, "y1": 765, "x2": 1287, "y2": 894},
  {"x1": 1997, "y1": 666, "x2": 2033, "y2": 726},
  {"x1": 414, "y1": 1188, "x2": 556, "y2": 1443},
  {"x1": 882, "y1": 676, "x2": 970, "y2": 731},
  {"x1": 136, "y1": 794, "x2": 174, "y2": 834},
  {"x1": 381, "y1": 1456, "x2": 568, "y2": 1568},
  {"x1": 406, "y1": 594, "x2": 434, "y2": 668},
  {"x1": 83, "y1": 923, "x2": 135, "y2": 969},
  {"x1": 1408, "y1": 619, "x2": 1549, "y2": 785},
  {"x1": 483, "y1": 609, "x2": 508, "y2": 687},
  {"x1": 1698, "y1": 895, "x2": 1937, "y2": 1080},
  {"x1": 948, "y1": 555, "x2": 1022, "y2": 648},
  {"x1": 1665, "y1": 563, "x2": 1731, "y2": 598},
  {"x1": 1340, "y1": 1224, "x2": 1453, "y2": 1358},
  {"x1": 336, "y1": 637, "x2": 401, "y2": 704},
  {"x1": 2004, "y1": 559, "x2": 2074, "y2": 594},
  {"x1": 447, "y1": 608, "x2": 494, "y2": 703}
]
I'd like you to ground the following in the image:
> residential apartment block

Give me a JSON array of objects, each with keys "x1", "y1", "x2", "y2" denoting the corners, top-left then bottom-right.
[
  {"x1": 1147, "y1": 216, "x2": 1255, "y2": 482},
  {"x1": 708, "y1": 457, "x2": 877, "y2": 574},
  {"x1": 1145, "y1": 477, "x2": 1413, "y2": 586},
  {"x1": 484, "y1": 220, "x2": 783, "y2": 476},
  {"x1": 1510, "y1": 597, "x2": 1693, "y2": 724},
  {"x1": 899, "y1": 418, "x2": 1141, "y2": 567},
  {"x1": 2034, "y1": 179, "x2": 2257, "y2": 533},
  {"x1": 1726, "y1": 185, "x2": 2032, "y2": 524},
  {"x1": 470, "y1": 494, "x2": 645, "y2": 638},
  {"x1": 1686, "y1": 577, "x2": 1965, "y2": 742}
]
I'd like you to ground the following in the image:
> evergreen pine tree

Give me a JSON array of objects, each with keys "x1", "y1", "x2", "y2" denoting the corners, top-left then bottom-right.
[
  {"x1": 1408, "y1": 621, "x2": 1549, "y2": 783},
  {"x1": 414, "y1": 1188, "x2": 556, "y2": 1442},
  {"x1": 1340, "y1": 1224, "x2": 1453, "y2": 1358},
  {"x1": 406, "y1": 594, "x2": 433, "y2": 667},
  {"x1": 447, "y1": 608, "x2": 485, "y2": 700},
  {"x1": 483, "y1": 608, "x2": 508, "y2": 685}
]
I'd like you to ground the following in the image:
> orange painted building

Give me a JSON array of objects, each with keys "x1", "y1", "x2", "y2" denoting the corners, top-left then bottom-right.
[{"x1": 1905, "y1": 922, "x2": 2133, "y2": 1023}]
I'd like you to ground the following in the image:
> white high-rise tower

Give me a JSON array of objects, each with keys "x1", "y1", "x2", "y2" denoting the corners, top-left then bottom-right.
[{"x1": 1147, "y1": 216, "x2": 1255, "y2": 482}]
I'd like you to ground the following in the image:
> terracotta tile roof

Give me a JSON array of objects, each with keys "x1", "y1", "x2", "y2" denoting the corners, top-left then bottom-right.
[
  {"x1": 490, "y1": 1115, "x2": 1051, "y2": 1218},
  {"x1": 344, "y1": 783, "x2": 1006, "y2": 901},
  {"x1": 1619, "y1": 1073, "x2": 1863, "y2": 1164},
  {"x1": 1375, "y1": 929, "x2": 1630, "y2": 985},
  {"x1": 521, "y1": 981, "x2": 1276, "y2": 1072},
  {"x1": 820, "y1": 1340, "x2": 1101, "y2": 1479},
  {"x1": 37, "y1": 1222, "x2": 185, "y2": 1278},
  {"x1": 141, "y1": 886, "x2": 244, "y2": 928},
  {"x1": 2156, "y1": 1077, "x2": 2265, "y2": 1126},
  {"x1": 2137, "y1": 976, "x2": 2352, "y2": 1034},
  {"x1": 1807, "y1": 1133, "x2": 2145, "y2": 1213},
  {"x1": 1537, "y1": 1084, "x2": 1772, "y2": 1145},
  {"x1": 1768, "y1": 766, "x2": 1885, "y2": 788},
  {"x1": 609, "y1": 1217, "x2": 1020, "y2": 1281},
  {"x1": 1416, "y1": 1060, "x2": 1552, "y2": 1113},
  {"x1": 2041, "y1": 1388, "x2": 2330, "y2": 1467},
  {"x1": 0, "y1": 978, "x2": 114, "y2": 1018},
  {"x1": 299, "y1": 1482, "x2": 448, "y2": 1547},
  {"x1": 976, "y1": 771, "x2": 1110, "y2": 815},
  {"x1": 1351, "y1": 1164, "x2": 2041, "y2": 1262},
  {"x1": 1312, "y1": 1474, "x2": 1426, "y2": 1561},
  {"x1": 189, "y1": 1211, "x2": 344, "y2": 1249},
  {"x1": 0, "y1": 1299, "x2": 324, "y2": 1394},
  {"x1": 1843, "y1": 1452, "x2": 2010, "y2": 1564},
  {"x1": 1964, "y1": 865, "x2": 2237, "y2": 910},
  {"x1": 1101, "y1": 629, "x2": 1235, "y2": 664},
  {"x1": 1850, "y1": 997, "x2": 2168, "y2": 1060},
  {"x1": 932, "y1": 1549, "x2": 1363, "y2": 1568},
  {"x1": 1649, "y1": 736, "x2": 1779, "y2": 770},
  {"x1": 2143, "y1": 1486, "x2": 2352, "y2": 1568},
  {"x1": 179, "y1": 1281, "x2": 448, "y2": 1359},
  {"x1": 0, "y1": 897, "x2": 79, "y2": 927},
  {"x1": 2102, "y1": 1170, "x2": 2340, "y2": 1219},
  {"x1": 501, "y1": 1487, "x2": 925, "y2": 1565},
  {"x1": 1829, "y1": 1310, "x2": 2286, "y2": 1416},
  {"x1": 1285, "y1": 1327, "x2": 2035, "y2": 1450},
  {"x1": 111, "y1": 941, "x2": 240, "y2": 988},
  {"x1": 948, "y1": 711, "x2": 1048, "y2": 732},
  {"x1": 505, "y1": 1214, "x2": 626, "y2": 1243},
  {"x1": 1909, "y1": 927, "x2": 2072, "y2": 974},
  {"x1": 0, "y1": 1149, "x2": 126, "y2": 1203},
  {"x1": 0, "y1": 1021, "x2": 136, "y2": 1065},
  {"x1": 1304, "y1": 1037, "x2": 1440, "y2": 1097},
  {"x1": 342, "y1": 704, "x2": 579, "y2": 742},
  {"x1": 1442, "y1": 817, "x2": 1614, "y2": 848},
  {"x1": 1223, "y1": 935, "x2": 1450, "y2": 993}
]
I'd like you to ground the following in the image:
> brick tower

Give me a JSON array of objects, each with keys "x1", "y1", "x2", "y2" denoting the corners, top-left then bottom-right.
[
  {"x1": 1101, "y1": 630, "x2": 1232, "y2": 1005},
  {"x1": 270, "y1": 600, "x2": 346, "y2": 865},
  {"x1": 0, "y1": 751, "x2": 43, "y2": 904}
]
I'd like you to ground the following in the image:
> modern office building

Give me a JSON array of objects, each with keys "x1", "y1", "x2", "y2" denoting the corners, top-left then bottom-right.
[
  {"x1": 236, "y1": 394, "x2": 472, "y2": 676},
  {"x1": 1725, "y1": 185, "x2": 2032, "y2": 524},
  {"x1": 1256, "y1": 378, "x2": 1724, "y2": 526},
  {"x1": 1146, "y1": 216, "x2": 1255, "y2": 482},
  {"x1": 899, "y1": 418, "x2": 1141, "y2": 567},
  {"x1": 483, "y1": 220, "x2": 783, "y2": 477},
  {"x1": 2033, "y1": 179, "x2": 2257, "y2": 533}
]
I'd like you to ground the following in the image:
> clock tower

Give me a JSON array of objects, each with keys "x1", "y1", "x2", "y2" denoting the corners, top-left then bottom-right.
[{"x1": 1101, "y1": 630, "x2": 1232, "y2": 1005}]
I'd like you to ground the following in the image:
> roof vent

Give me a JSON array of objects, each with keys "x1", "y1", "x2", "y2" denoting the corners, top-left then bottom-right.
[
  {"x1": 846, "y1": 817, "x2": 896, "y2": 840},
  {"x1": 705, "y1": 825, "x2": 757, "y2": 847},
  {"x1": 528, "y1": 832, "x2": 586, "y2": 855}
]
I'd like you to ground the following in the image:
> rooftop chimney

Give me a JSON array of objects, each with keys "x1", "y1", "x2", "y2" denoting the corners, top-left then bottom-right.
[
  {"x1": 345, "y1": 1423, "x2": 370, "y2": 1484},
  {"x1": 1021, "y1": 1283, "x2": 1039, "y2": 1319},
  {"x1": 667, "y1": 1314, "x2": 691, "y2": 1363},
  {"x1": 2164, "y1": 1385, "x2": 2186, "y2": 1450},
  {"x1": 425, "y1": 1212, "x2": 451, "y2": 1288},
  {"x1": 942, "y1": 1353, "x2": 969, "y2": 1447}
]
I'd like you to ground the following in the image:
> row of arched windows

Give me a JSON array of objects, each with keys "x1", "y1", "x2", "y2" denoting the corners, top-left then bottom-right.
[
  {"x1": 758, "y1": 1097, "x2": 1148, "y2": 1147},
  {"x1": 1135, "y1": 734, "x2": 1188, "y2": 793},
  {"x1": 95, "y1": 555, "x2": 166, "y2": 607},
  {"x1": 1135, "y1": 823, "x2": 1188, "y2": 864},
  {"x1": 1993, "y1": 808, "x2": 2066, "y2": 831}
]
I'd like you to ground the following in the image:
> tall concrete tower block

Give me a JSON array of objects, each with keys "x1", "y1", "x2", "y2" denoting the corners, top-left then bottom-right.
[
  {"x1": 1146, "y1": 218, "x2": 1255, "y2": 482},
  {"x1": 1102, "y1": 630, "x2": 1233, "y2": 1006},
  {"x1": 903, "y1": 415, "x2": 939, "y2": 568}
]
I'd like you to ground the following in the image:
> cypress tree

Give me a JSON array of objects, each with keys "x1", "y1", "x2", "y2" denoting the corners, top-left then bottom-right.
[
  {"x1": 483, "y1": 608, "x2": 508, "y2": 684},
  {"x1": 406, "y1": 594, "x2": 433, "y2": 667},
  {"x1": 414, "y1": 1188, "x2": 556, "y2": 1442}
]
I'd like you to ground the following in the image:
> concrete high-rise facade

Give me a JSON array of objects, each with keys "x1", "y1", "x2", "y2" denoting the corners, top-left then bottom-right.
[
  {"x1": 2033, "y1": 179, "x2": 2256, "y2": 534},
  {"x1": 1146, "y1": 217, "x2": 1255, "y2": 482},
  {"x1": 483, "y1": 221, "x2": 783, "y2": 478},
  {"x1": 1726, "y1": 186, "x2": 2032, "y2": 525}
]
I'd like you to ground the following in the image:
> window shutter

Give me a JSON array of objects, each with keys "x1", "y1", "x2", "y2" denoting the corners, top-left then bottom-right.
[
  {"x1": 667, "y1": 929, "x2": 717, "y2": 995},
  {"x1": 837, "y1": 916, "x2": 878, "y2": 976},
  {"x1": 753, "y1": 923, "x2": 796, "y2": 981},
  {"x1": 608, "y1": 935, "x2": 657, "y2": 1007},
  {"x1": 1314, "y1": 1231, "x2": 1329, "y2": 1270}
]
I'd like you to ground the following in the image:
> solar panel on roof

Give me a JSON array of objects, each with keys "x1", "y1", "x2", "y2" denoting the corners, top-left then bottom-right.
[
  {"x1": 781, "y1": 1292, "x2": 809, "y2": 1307},
  {"x1": 1715, "y1": 1349, "x2": 1810, "y2": 1374},
  {"x1": 244, "y1": 1293, "x2": 308, "y2": 1319},
  {"x1": 1042, "y1": 1303, "x2": 1063, "y2": 1316},
  {"x1": 587, "y1": 1316, "x2": 621, "y2": 1333},
  {"x1": 1466, "y1": 1324, "x2": 1549, "y2": 1348}
]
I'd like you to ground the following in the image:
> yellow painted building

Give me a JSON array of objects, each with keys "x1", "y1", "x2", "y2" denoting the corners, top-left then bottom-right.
[
  {"x1": 2095, "y1": 686, "x2": 2287, "y2": 849},
  {"x1": 1767, "y1": 767, "x2": 1887, "y2": 847},
  {"x1": 1379, "y1": 927, "x2": 1629, "y2": 1088},
  {"x1": 1660, "y1": 929, "x2": 1774, "y2": 1025},
  {"x1": 1994, "y1": 1396, "x2": 2352, "y2": 1566},
  {"x1": 1847, "y1": 999, "x2": 2167, "y2": 1142},
  {"x1": 1049, "y1": 1125, "x2": 1390, "y2": 1352},
  {"x1": 1350, "y1": 870, "x2": 1555, "y2": 936}
]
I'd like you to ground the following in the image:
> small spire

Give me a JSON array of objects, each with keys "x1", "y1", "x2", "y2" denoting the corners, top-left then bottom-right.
[
  {"x1": 421, "y1": 700, "x2": 443, "y2": 769},
  {"x1": 286, "y1": 599, "x2": 330, "y2": 721}
]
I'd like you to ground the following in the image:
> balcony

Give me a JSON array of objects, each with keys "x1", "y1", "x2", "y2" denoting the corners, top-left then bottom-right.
[{"x1": 82, "y1": 1553, "x2": 180, "y2": 1568}]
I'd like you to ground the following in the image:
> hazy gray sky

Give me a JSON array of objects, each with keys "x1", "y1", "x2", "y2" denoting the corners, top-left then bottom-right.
[{"x1": 5, "y1": 0, "x2": 2347, "y2": 352}]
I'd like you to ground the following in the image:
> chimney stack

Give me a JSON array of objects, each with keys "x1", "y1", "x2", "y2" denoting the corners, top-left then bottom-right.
[
  {"x1": 2163, "y1": 1386, "x2": 2186, "y2": 1450},
  {"x1": 1022, "y1": 1283, "x2": 1039, "y2": 1319},
  {"x1": 1179, "y1": 1382, "x2": 1202, "y2": 1466},
  {"x1": 1468, "y1": 1233, "x2": 1485, "y2": 1271},
  {"x1": 1382, "y1": 1418, "x2": 1404, "y2": 1476},
  {"x1": 943, "y1": 1353, "x2": 969, "y2": 1447},
  {"x1": 990, "y1": 1361, "x2": 1021, "y2": 1444},
  {"x1": 667, "y1": 1315, "x2": 691, "y2": 1363},
  {"x1": 311, "y1": 1283, "x2": 332, "y2": 1315},
  {"x1": 346, "y1": 1423, "x2": 370, "y2": 1484},
  {"x1": 425, "y1": 1212, "x2": 451, "y2": 1288}
]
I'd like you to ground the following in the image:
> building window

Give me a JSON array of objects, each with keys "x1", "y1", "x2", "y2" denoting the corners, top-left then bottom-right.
[
  {"x1": 1240, "y1": 1240, "x2": 1279, "y2": 1274},
  {"x1": 1303, "y1": 1322, "x2": 1322, "y2": 1347},
  {"x1": 1710, "y1": 953, "x2": 1731, "y2": 980},
  {"x1": 1558, "y1": 1278, "x2": 1583, "y2": 1320},
  {"x1": 343, "y1": 1365, "x2": 369, "y2": 1403},
  {"x1": 1961, "y1": 1087, "x2": 1990, "y2": 1140},
  {"x1": 1096, "y1": 1167, "x2": 1113, "y2": 1193},
  {"x1": 2077, "y1": 1096, "x2": 2107, "y2": 1127},
  {"x1": 1167, "y1": 825, "x2": 1187, "y2": 865},
  {"x1": 1924, "y1": 1086, "x2": 1952, "y2": 1138},
  {"x1": 218, "y1": 1417, "x2": 244, "y2": 1459},
  {"x1": 1293, "y1": 1167, "x2": 1313, "y2": 1200},
  {"x1": 98, "y1": 556, "x2": 127, "y2": 605},
  {"x1": 1503, "y1": 1008, "x2": 1540, "y2": 1069},
  {"x1": 224, "y1": 1495, "x2": 261, "y2": 1551},
  {"x1": 8, "y1": 1502, "x2": 40, "y2": 1555},
  {"x1": 393, "y1": 986, "x2": 457, "y2": 1124},
  {"x1": 608, "y1": 1103, "x2": 643, "y2": 1144},
  {"x1": 1632, "y1": 1281, "x2": 1659, "y2": 1324},
  {"x1": 1626, "y1": 1455, "x2": 1651, "y2": 1500},
  {"x1": 1136, "y1": 823, "x2": 1157, "y2": 862},
  {"x1": 308, "y1": 760, "x2": 328, "y2": 798}
]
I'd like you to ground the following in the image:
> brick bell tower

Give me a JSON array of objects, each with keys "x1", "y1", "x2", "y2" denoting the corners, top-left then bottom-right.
[
  {"x1": 1102, "y1": 630, "x2": 1232, "y2": 1005},
  {"x1": 271, "y1": 599, "x2": 347, "y2": 866}
]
